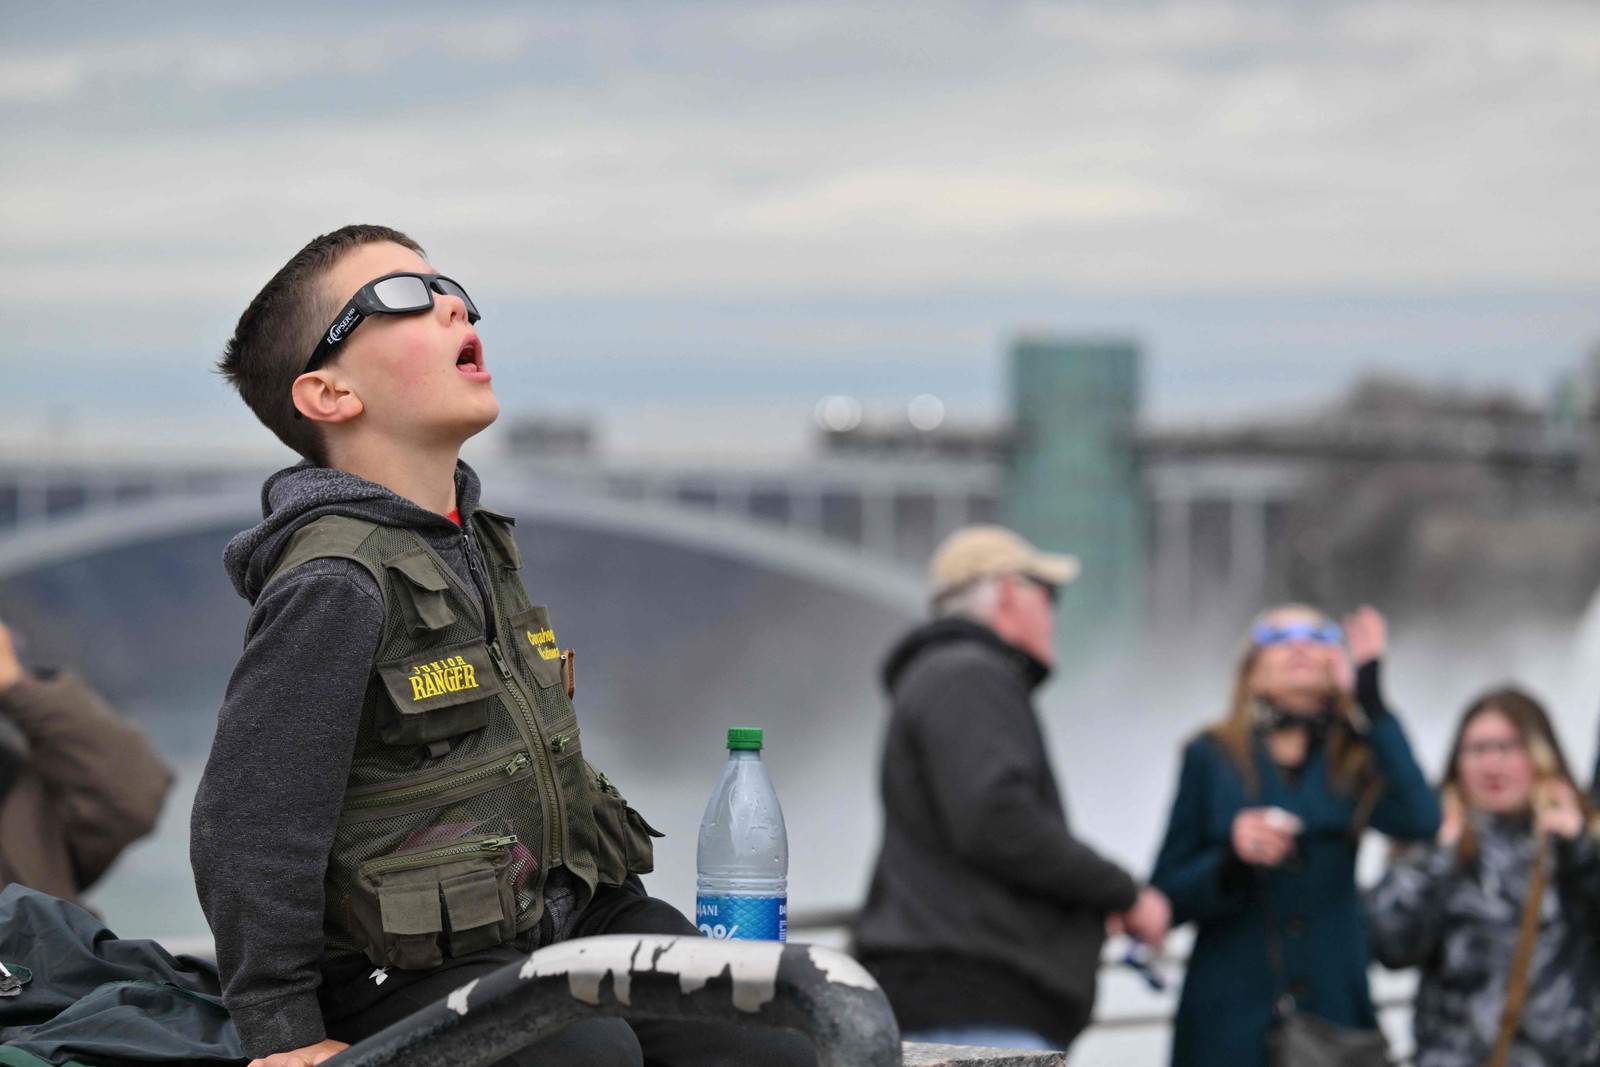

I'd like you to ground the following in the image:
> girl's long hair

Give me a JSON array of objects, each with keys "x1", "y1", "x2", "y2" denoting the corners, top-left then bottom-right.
[
  {"x1": 1206, "y1": 603, "x2": 1376, "y2": 799},
  {"x1": 1441, "y1": 687, "x2": 1599, "y2": 861}
]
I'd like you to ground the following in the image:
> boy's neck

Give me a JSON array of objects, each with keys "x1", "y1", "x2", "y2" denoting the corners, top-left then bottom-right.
[{"x1": 328, "y1": 438, "x2": 461, "y2": 517}]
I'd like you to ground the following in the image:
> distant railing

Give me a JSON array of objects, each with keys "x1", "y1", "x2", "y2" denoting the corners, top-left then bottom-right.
[{"x1": 784, "y1": 908, "x2": 1419, "y2": 1064}]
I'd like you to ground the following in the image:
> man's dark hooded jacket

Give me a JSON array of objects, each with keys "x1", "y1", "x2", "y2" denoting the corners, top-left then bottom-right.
[{"x1": 854, "y1": 617, "x2": 1139, "y2": 1047}]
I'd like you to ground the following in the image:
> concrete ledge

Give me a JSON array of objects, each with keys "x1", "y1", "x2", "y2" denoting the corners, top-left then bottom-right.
[{"x1": 903, "y1": 1042, "x2": 1067, "y2": 1066}]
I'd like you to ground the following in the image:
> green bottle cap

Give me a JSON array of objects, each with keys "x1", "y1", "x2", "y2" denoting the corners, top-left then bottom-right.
[{"x1": 726, "y1": 727, "x2": 764, "y2": 750}]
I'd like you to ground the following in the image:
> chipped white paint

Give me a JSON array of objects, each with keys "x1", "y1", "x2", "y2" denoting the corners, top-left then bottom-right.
[
  {"x1": 654, "y1": 937, "x2": 785, "y2": 1014},
  {"x1": 519, "y1": 935, "x2": 786, "y2": 1014},
  {"x1": 446, "y1": 978, "x2": 479, "y2": 1016},
  {"x1": 522, "y1": 937, "x2": 639, "y2": 1006},
  {"x1": 807, "y1": 946, "x2": 877, "y2": 991}
]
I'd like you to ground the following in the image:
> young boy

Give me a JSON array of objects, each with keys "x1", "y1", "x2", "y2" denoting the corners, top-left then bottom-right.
[{"x1": 194, "y1": 226, "x2": 813, "y2": 1067}]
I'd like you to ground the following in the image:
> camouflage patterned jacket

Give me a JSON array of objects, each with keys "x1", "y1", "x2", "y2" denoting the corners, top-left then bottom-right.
[{"x1": 1368, "y1": 816, "x2": 1600, "y2": 1067}]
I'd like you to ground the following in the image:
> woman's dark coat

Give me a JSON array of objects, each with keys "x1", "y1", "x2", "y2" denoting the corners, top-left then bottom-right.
[{"x1": 1150, "y1": 663, "x2": 1440, "y2": 1067}]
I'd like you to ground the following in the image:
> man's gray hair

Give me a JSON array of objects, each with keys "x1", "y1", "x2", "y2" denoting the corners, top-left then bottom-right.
[{"x1": 932, "y1": 575, "x2": 1001, "y2": 621}]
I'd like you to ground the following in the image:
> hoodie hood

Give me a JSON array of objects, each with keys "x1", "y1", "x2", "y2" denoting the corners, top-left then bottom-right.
[
  {"x1": 880, "y1": 616, "x2": 1051, "y2": 693},
  {"x1": 224, "y1": 460, "x2": 483, "y2": 603}
]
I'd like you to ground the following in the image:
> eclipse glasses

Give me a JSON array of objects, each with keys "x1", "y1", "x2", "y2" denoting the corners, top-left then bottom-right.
[
  {"x1": 1251, "y1": 621, "x2": 1343, "y2": 648},
  {"x1": 303, "y1": 272, "x2": 480, "y2": 376}
]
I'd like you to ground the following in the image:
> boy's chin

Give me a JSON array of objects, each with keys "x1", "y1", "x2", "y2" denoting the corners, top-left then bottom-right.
[
  {"x1": 457, "y1": 390, "x2": 501, "y2": 430},
  {"x1": 457, "y1": 403, "x2": 500, "y2": 441}
]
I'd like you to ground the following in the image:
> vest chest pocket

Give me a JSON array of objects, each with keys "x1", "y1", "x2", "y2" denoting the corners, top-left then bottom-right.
[
  {"x1": 375, "y1": 640, "x2": 504, "y2": 747},
  {"x1": 507, "y1": 605, "x2": 565, "y2": 690},
  {"x1": 384, "y1": 548, "x2": 458, "y2": 635},
  {"x1": 351, "y1": 835, "x2": 519, "y2": 970}
]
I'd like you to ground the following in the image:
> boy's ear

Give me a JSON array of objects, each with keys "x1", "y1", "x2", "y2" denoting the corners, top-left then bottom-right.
[{"x1": 292, "y1": 370, "x2": 364, "y2": 424}]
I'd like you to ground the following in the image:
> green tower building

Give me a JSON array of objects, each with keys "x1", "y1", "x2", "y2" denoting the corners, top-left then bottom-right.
[{"x1": 1003, "y1": 336, "x2": 1146, "y2": 669}]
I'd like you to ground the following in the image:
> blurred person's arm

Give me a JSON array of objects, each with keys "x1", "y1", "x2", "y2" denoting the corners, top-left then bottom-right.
[
  {"x1": 0, "y1": 620, "x2": 174, "y2": 891},
  {"x1": 1150, "y1": 738, "x2": 1250, "y2": 926},
  {"x1": 1354, "y1": 660, "x2": 1442, "y2": 842},
  {"x1": 190, "y1": 563, "x2": 381, "y2": 1058},
  {"x1": 1365, "y1": 840, "x2": 1458, "y2": 969},
  {"x1": 910, "y1": 657, "x2": 1139, "y2": 914}
]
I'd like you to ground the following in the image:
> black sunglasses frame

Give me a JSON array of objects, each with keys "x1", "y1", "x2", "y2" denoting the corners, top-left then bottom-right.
[{"x1": 302, "y1": 272, "x2": 481, "y2": 376}]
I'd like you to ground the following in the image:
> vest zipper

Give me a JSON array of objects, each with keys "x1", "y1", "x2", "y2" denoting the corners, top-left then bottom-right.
[
  {"x1": 363, "y1": 834, "x2": 518, "y2": 876},
  {"x1": 408, "y1": 527, "x2": 564, "y2": 870},
  {"x1": 343, "y1": 751, "x2": 531, "y2": 814},
  {"x1": 488, "y1": 639, "x2": 564, "y2": 866},
  {"x1": 461, "y1": 523, "x2": 497, "y2": 641}
]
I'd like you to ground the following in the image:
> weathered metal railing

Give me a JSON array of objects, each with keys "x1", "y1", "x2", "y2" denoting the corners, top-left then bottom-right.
[{"x1": 334, "y1": 934, "x2": 901, "y2": 1067}]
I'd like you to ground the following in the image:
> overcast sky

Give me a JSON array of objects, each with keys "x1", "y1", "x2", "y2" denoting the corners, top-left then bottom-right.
[{"x1": 2, "y1": 1, "x2": 1597, "y2": 454}]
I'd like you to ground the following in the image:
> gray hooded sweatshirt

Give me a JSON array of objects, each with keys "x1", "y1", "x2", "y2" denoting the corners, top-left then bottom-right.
[{"x1": 191, "y1": 460, "x2": 542, "y2": 1057}]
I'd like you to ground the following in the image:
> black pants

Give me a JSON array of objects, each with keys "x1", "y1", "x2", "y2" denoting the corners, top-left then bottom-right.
[{"x1": 322, "y1": 882, "x2": 816, "y2": 1067}]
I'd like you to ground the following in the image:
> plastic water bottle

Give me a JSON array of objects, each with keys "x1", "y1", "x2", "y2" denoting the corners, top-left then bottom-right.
[{"x1": 696, "y1": 727, "x2": 788, "y2": 941}]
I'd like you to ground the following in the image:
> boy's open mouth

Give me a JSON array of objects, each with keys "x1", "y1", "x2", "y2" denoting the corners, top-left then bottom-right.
[{"x1": 455, "y1": 334, "x2": 487, "y2": 377}]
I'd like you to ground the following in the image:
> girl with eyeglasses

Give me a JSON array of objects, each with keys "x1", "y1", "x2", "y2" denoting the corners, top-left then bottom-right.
[
  {"x1": 1368, "y1": 689, "x2": 1600, "y2": 1067},
  {"x1": 1149, "y1": 604, "x2": 1440, "y2": 1067}
]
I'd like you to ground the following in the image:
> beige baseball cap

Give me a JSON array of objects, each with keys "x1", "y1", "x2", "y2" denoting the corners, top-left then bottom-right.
[{"x1": 928, "y1": 524, "x2": 1081, "y2": 596}]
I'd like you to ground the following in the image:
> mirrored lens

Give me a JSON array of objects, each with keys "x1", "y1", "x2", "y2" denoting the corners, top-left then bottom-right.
[
  {"x1": 371, "y1": 275, "x2": 433, "y2": 311},
  {"x1": 435, "y1": 277, "x2": 479, "y2": 318}
]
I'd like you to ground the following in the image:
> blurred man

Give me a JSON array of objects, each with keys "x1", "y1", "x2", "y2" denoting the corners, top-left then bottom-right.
[
  {"x1": 0, "y1": 617, "x2": 173, "y2": 903},
  {"x1": 854, "y1": 525, "x2": 1169, "y2": 1052}
]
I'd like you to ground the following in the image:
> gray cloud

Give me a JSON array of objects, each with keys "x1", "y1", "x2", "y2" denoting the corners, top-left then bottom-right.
[
  {"x1": 0, "y1": 0, "x2": 1596, "y2": 436},
  {"x1": 3, "y1": 1, "x2": 1597, "y2": 300}
]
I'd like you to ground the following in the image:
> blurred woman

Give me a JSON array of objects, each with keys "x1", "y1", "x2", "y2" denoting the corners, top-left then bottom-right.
[
  {"x1": 1368, "y1": 689, "x2": 1600, "y2": 1067},
  {"x1": 1151, "y1": 605, "x2": 1440, "y2": 1067}
]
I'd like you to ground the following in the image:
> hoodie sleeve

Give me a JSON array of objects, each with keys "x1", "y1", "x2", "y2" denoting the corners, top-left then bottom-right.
[{"x1": 190, "y1": 559, "x2": 384, "y2": 1057}]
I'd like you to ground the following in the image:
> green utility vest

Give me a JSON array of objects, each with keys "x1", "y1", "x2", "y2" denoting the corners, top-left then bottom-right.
[{"x1": 258, "y1": 507, "x2": 659, "y2": 970}]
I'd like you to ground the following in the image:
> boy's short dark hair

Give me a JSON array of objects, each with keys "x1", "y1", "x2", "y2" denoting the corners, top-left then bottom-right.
[{"x1": 219, "y1": 224, "x2": 424, "y2": 465}]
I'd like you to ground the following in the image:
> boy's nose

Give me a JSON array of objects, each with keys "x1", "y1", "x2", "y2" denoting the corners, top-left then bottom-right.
[{"x1": 436, "y1": 292, "x2": 470, "y2": 324}]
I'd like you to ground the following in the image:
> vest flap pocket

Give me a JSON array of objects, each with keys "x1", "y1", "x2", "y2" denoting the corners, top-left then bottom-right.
[
  {"x1": 354, "y1": 836, "x2": 518, "y2": 970},
  {"x1": 442, "y1": 868, "x2": 513, "y2": 956},
  {"x1": 384, "y1": 548, "x2": 456, "y2": 634},
  {"x1": 379, "y1": 881, "x2": 442, "y2": 937},
  {"x1": 507, "y1": 606, "x2": 564, "y2": 689},
  {"x1": 375, "y1": 640, "x2": 503, "y2": 746},
  {"x1": 376, "y1": 880, "x2": 444, "y2": 970},
  {"x1": 473, "y1": 509, "x2": 523, "y2": 570}
]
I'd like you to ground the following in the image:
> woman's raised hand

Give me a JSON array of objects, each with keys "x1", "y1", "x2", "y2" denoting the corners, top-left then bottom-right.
[
  {"x1": 1534, "y1": 779, "x2": 1586, "y2": 841},
  {"x1": 1438, "y1": 787, "x2": 1465, "y2": 847},
  {"x1": 1343, "y1": 606, "x2": 1387, "y2": 667}
]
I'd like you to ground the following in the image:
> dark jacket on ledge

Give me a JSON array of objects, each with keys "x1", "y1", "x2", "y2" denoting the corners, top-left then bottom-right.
[
  {"x1": 1150, "y1": 661, "x2": 1441, "y2": 1067},
  {"x1": 0, "y1": 671, "x2": 173, "y2": 904},
  {"x1": 854, "y1": 618, "x2": 1139, "y2": 1048}
]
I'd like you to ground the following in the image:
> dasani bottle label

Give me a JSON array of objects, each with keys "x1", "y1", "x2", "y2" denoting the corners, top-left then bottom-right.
[{"x1": 696, "y1": 896, "x2": 787, "y2": 941}]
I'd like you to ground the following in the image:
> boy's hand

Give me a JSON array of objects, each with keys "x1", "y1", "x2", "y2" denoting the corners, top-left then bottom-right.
[{"x1": 248, "y1": 1039, "x2": 348, "y2": 1067}]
